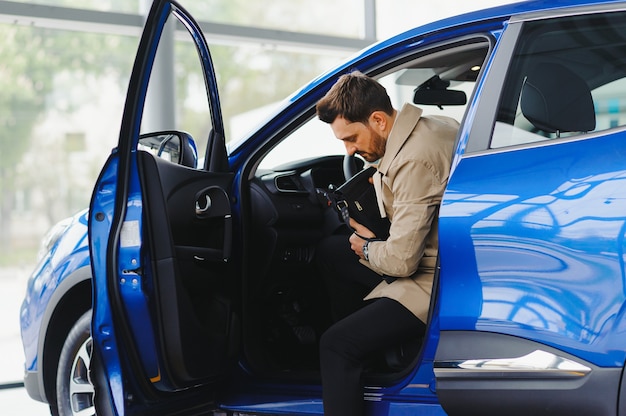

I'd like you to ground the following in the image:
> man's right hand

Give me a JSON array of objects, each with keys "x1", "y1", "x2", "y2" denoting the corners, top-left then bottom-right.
[{"x1": 349, "y1": 218, "x2": 375, "y2": 240}]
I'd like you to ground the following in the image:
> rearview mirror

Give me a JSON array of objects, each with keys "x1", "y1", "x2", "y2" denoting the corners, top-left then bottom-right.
[
  {"x1": 138, "y1": 131, "x2": 198, "y2": 168},
  {"x1": 413, "y1": 89, "x2": 467, "y2": 108},
  {"x1": 413, "y1": 75, "x2": 467, "y2": 109}
]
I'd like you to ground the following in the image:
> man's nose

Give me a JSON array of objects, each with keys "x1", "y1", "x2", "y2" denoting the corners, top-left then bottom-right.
[{"x1": 345, "y1": 143, "x2": 357, "y2": 155}]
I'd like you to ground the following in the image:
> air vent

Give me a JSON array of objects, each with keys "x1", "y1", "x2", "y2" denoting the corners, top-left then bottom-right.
[{"x1": 275, "y1": 174, "x2": 303, "y2": 192}]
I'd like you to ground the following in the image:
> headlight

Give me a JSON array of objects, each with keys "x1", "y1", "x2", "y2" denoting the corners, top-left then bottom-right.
[{"x1": 37, "y1": 217, "x2": 73, "y2": 261}]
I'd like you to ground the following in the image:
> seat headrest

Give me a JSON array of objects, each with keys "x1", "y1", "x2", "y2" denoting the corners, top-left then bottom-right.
[{"x1": 521, "y1": 62, "x2": 595, "y2": 134}]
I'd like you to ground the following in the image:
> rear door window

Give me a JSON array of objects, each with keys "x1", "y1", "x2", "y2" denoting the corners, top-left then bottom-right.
[{"x1": 491, "y1": 12, "x2": 626, "y2": 149}]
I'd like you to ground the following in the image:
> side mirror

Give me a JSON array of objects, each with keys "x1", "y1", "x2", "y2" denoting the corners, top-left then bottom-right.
[{"x1": 138, "y1": 131, "x2": 198, "y2": 168}]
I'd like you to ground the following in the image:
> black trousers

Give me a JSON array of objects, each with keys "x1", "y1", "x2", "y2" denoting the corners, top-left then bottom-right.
[
  {"x1": 316, "y1": 233, "x2": 382, "y2": 321},
  {"x1": 316, "y1": 234, "x2": 426, "y2": 416}
]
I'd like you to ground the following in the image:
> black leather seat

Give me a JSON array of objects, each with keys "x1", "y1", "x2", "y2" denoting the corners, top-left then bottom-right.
[{"x1": 521, "y1": 62, "x2": 596, "y2": 136}]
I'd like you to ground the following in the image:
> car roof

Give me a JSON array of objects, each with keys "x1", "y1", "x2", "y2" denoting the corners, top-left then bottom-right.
[{"x1": 381, "y1": 0, "x2": 624, "y2": 50}]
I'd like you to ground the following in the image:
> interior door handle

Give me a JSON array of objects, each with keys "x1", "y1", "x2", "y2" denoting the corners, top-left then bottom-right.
[
  {"x1": 195, "y1": 194, "x2": 211, "y2": 215},
  {"x1": 193, "y1": 186, "x2": 233, "y2": 262}
]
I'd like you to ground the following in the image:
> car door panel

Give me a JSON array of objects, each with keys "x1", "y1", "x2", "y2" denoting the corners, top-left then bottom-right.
[
  {"x1": 435, "y1": 9, "x2": 626, "y2": 414},
  {"x1": 138, "y1": 151, "x2": 235, "y2": 388},
  {"x1": 440, "y1": 134, "x2": 626, "y2": 353},
  {"x1": 436, "y1": 100, "x2": 626, "y2": 416}
]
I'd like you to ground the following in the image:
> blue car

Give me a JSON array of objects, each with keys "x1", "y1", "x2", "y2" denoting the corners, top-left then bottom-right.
[{"x1": 20, "y1": 0, "x2": 626, "y2": 414}]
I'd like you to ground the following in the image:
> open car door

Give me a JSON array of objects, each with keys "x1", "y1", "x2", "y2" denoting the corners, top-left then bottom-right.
[{"x1": 89, "y1": 1, "x2": 236, "y2": 414}]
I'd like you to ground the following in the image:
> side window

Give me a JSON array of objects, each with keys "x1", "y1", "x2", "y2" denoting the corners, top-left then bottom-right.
[
  {"x1": 140, "y1": 16, "x2": 212, "y2": 166},
  {"x1": 491, "y1": 12, "x2": 626, "y2": 149},
  {"x1": 593, "y1": 78, "x2": 626, "y2": 131}
]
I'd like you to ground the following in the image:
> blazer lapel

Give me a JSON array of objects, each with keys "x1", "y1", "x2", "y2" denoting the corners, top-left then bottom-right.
[
  {"x1": 374, "y1": 104, "x2": 423, "y2": 217},
  {"x1": 377, "y1": 103, "x2": 422, "y2": 176}
]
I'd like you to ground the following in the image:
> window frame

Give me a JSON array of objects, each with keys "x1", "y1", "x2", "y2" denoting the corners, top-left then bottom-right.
[{"x1": 466, "y1": 4, "x2": 626, "y2": 155}]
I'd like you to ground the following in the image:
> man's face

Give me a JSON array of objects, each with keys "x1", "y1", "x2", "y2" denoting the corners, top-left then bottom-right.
[{"x1": 330, "y1": 115, "x2": 387, "y2": 162}]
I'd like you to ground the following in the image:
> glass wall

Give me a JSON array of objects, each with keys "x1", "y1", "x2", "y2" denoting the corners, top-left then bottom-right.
[
  {"x1": 0, "y1": 23, "x2": 136, "y2": 384},
  {"x1": 25, "y1": 0, "x2": 139, "y2": 13},
  {"x1": 26, "y1": 0, "x2": 365, "y2": 37},
  {"x1": 0, "y1": 25, "x2": 134, "y2": 265},
  {"x1": 184, "y1": 0, "x2": 364, "y2": 38}
]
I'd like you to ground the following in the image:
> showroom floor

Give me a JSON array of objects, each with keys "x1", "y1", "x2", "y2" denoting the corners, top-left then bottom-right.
[{"x1": 0, "y1": 267, "x2": 50, "y2": 415}]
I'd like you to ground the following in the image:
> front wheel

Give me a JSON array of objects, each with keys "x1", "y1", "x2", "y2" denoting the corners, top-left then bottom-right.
[{"x1": 56, "y1": 310, "x2": 94, "y2": 416}]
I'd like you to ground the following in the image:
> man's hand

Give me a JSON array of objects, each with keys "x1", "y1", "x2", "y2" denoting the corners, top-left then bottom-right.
[
  {"x1": 349, "y1": 218, "x2": 375, "y2": 259},
  {"x1": 349, "y1": 218, "x2": 375, "y2": 239}
]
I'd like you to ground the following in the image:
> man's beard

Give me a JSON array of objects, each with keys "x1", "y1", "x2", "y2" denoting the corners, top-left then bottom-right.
[{"x1": 360, "y1": 127, "x2": 386, "y2": 162}]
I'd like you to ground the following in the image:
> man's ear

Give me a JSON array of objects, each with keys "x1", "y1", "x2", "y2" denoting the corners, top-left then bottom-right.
[{"x1": 369, "y1": 111, "x2": 387, "y2": 131}]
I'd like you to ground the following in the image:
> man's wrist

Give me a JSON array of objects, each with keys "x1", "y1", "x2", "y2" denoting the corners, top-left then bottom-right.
[{"x1": 362, "y1": 240, "x2": 370, "y2": 261}]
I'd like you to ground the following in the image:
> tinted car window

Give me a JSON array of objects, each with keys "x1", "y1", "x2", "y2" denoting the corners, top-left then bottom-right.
[{"x1": 491, "y1": 11, "x2": 626, "y2": 149}]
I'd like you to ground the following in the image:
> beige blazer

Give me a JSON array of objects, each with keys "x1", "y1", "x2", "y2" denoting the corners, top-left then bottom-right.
[{"x1": 362, "y1": 103, "x2": 458, "y2": 323}]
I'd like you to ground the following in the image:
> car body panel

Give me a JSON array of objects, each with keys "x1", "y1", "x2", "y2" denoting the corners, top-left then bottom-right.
[
  {"x1": 90, "y1": 152, "x2": 125, "y2": 412},
  {"x1": 20, "y1": 210, "x2": 90, "y2": 372},
  {"x1": 20, "y1": 209, "x2": 91, "y2": 403},
  {"x1": 440, "y1": 131, "x2": 626, "y2": 366}
]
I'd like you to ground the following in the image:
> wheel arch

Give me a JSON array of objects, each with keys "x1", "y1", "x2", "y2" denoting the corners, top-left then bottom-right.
[{"x1": 39, "y1": 266, "x2": 92, "y2": 407}]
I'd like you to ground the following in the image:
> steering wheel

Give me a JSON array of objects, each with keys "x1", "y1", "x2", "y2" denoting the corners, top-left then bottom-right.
[{"x1": 343, "y1": 154, "x2": 364, "y2": 181}]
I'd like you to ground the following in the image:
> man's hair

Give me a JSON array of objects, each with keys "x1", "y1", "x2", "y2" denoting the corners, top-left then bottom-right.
[{"x1": 316, "y1": 71, "x2": 393, "y2": 124}]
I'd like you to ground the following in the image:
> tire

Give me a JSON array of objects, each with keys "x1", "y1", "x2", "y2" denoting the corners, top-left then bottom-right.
[{"x1": 56, "y1": 310, "x2": 95, "y2": 416}]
